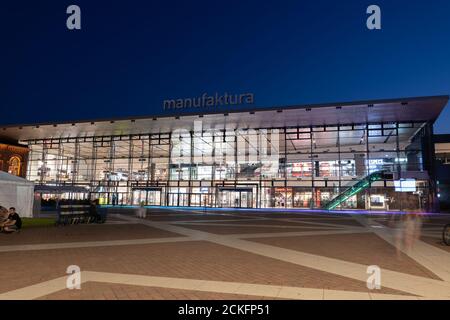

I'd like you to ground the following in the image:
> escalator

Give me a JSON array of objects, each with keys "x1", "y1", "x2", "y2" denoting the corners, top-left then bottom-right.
[{"x1": 323, "y1": 171, "x2": 390, "y2": 210}]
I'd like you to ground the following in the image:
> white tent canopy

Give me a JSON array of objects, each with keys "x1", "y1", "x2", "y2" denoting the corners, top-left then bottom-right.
[{"x1": 0, "y1": 171, "x2": 34, "y2": 218}]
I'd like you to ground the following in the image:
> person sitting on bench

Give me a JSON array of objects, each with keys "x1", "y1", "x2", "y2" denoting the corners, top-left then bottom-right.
[
  {"x1": 0, "y1": 207, "x2": 9, "y2": 229},
  {"x1": 1, "y1": 207, "x2": 22, "y2": 232}
]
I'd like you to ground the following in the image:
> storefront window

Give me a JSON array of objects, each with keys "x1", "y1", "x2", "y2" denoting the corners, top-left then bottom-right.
[{"x1": 293, "y1": 189, "x2": 313, "y2": 208}]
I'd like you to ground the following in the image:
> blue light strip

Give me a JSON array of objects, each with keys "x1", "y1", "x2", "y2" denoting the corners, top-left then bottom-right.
[{"x1": 99, "y1": 205, "x2": 434, "y2": 216}]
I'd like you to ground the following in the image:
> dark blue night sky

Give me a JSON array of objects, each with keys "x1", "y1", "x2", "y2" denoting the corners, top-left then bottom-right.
[{"x1": 2, "y1": 0, "x2": 450, "y2": 133}]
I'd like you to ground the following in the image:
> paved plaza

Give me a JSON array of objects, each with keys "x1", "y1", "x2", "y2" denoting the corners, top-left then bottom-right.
[{"x1": 0, "y1": 208, "x2": 449, "y2": 300}]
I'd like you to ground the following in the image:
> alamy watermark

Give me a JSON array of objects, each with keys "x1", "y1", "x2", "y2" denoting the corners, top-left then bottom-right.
[
  {"x1": 366, "y1": 265, "x2": 381, "y2": 290},
  {"x1": 66, "y1": 265, "x2": 81, "y2": 290},
  {"x1": 64, "y1": 5, "x2": 381, "y2": 32},
  {"x1": 66, "y1": 5, "x2": 81, "y2": 30},
  {"x1": 170, "y1": 119, "x2": 280, "y2": 167},
  {"x1": 367, "y1": 5, "x2": 381, "y2": 30}
]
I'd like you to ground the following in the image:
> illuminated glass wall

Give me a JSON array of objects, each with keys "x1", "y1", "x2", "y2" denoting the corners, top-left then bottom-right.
[{"x1": 25, "y1": 121, "x2": 435, "y2": 212}]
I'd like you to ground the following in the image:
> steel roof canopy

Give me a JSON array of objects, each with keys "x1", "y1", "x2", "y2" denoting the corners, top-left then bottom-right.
[{"x1": 1, "y1": 95, "x2": 448, "y2": 142}]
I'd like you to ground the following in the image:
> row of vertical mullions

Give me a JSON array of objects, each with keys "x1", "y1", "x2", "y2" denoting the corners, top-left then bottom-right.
[{"x1": 24, "y1": 120, "x2": 429, "y2": 210}]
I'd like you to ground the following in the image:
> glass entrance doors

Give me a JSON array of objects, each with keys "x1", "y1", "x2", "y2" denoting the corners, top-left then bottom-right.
[
  {"x1": 190, "y1": 194, "x2": 213, "y2": 207},
  {"x1": 218, "y1": 188, "x2": 253, "y2": 208},
  {"x1": 168, "y1": 187, "x2": 189, "y2": 206},
  {"x1": 168, "y1": 193, "x2": 189, "y2": 206},
  {"x1": 132, "y1": 188, "x2": 162, "y2": 206}
]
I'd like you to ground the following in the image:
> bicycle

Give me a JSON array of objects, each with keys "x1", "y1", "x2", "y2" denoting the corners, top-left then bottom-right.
[{"x1": 443, "y1": 224, "x2": 450, "y2": 246}]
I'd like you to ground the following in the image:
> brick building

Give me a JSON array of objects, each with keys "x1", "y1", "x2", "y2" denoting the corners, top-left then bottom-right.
[{"x1": 0, "y1": 142, "x2": 29, "y2": 178}]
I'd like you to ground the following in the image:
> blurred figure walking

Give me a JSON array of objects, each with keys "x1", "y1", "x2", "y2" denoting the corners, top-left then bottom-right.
[
  {"x1": 136, "y1": 202, "x2": 147, "y2": 219},
  {"x1": 395, "y1": 213, "x2": 423, "y2": 258}
]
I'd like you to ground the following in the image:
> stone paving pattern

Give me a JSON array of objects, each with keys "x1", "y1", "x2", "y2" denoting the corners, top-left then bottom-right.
[{"x1": 0, "y1": 209, "x2": 449, "y2": 300}]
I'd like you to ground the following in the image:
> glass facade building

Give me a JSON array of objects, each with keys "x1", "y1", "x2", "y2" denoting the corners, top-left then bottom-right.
[{"x1": 2, "y1": 96, "x2": 448, "y2": 212}]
